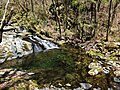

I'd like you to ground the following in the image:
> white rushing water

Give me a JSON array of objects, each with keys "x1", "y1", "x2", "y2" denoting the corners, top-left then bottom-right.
[{"x1": 0, "y1": 27, "x2": 58, "y2": 63}]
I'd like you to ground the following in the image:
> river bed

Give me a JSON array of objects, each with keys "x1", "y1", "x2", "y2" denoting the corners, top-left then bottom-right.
[{"x1": 0, "y1": 45, "x2": 119, "y2": 90}]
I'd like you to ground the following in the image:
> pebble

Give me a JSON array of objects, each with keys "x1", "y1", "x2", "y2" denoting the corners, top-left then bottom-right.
[
  {"x1": 66, "y1": 83, "x2": 71, "y2": 87},
  {"x1": 27, "y1": 72, "x2": 35, "y2": 75}
]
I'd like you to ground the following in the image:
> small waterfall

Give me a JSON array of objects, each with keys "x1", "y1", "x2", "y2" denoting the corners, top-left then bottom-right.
[
  {"x1": 0, "y1": 26, "x2": 58, "y2": 62},
  {"x1": 32, "y1": 36, "x2": 58, "y2": 50},
  {"x1": 28, "y1": 35, "x2": 58, "y2": 52},
  {"x1": 33, "y1": 43, "x2": 43, "y2": 52}
]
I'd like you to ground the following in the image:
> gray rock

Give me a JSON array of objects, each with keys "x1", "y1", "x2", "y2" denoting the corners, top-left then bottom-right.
[
  {"x1": 80, "y1": 83, "x2": 92, "y2": 89},
  {"x1": 114, "y1": 77, "x2": 120, "y2": 83}
]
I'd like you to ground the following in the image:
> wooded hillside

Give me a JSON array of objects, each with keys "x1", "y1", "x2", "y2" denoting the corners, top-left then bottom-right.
[{"x1": 0, "y1": 0, "x2": 120, "y2": 43}]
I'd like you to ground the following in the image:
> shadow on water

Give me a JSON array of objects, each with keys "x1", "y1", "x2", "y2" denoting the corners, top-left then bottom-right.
[{"x1": 0, "y1": 45, "x2": 119, "y2": 89}]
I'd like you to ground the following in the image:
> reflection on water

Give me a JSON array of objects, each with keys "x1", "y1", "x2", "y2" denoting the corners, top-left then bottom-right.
[{"x1": 0, "y1": 46, "x2": 119, "y2": 89}]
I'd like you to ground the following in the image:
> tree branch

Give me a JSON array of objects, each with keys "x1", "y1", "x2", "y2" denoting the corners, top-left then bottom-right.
[
  {"x1": 0, "y1": 0, "x2": 9, "y2": 43},
  {"x1": 3, "y1": 28, "x2": 16, "y2": 32},
  {"x1": 0, "y1": 0, "x2": 14, "y2": 43},
  {"x1": 0, "y1": 0, "x2": 9, "y2": 29}
]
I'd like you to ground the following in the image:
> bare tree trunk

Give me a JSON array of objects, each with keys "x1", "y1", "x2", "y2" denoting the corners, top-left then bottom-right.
[
  {"x1": 0, "y1": 0, "x2": 9, "y2": 42},
  {"x1": 0, "y1": 0, "x2": 2, "y2": 8},
  {"x1": 63, "y1": 0, "x2": 68, "y2": 32},
  {"x1": 97, "y1": 0, "x2": 102, "y2": 12},
  {"x1": 81, "y1": 23, "x2": 84, "y2": 42},
  {"x1": 62, "y1": 0, "x2": 67, "y2": 41},
  {"x1": 106, "y1": 0, "x2": 112, "y2": 41},
  {"x1": 93, "y1": 3, "x2": 97, "y2": 38},
  {"x1": 42, "y1": 0, "x2": 46, "y2": 15},
  {"x1": 31, "y1": 0, "x2": 35, "y2": 17},
  {"x1": 54, "y1": 0, "x2": 61, "y2": 39},
  {"x1": 90, "y1": 2, "x2": 94, "y2": 22},
  {"x1": 111, "y1": 0, "x2": 119, "y2": 25}
]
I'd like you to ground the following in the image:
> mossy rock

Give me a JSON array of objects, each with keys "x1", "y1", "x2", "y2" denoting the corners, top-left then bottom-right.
[
  {"x1": 87, "y1": 50, "x2": 106, "y2": 60},
  {"x1": 104, "y1": 42, "x2": 119, "y2": 50},
  {"x1": 97, "y1": 43, "x2": 103, "y2": 47},
  {"x1": 115, "y1": 52, "x2": 120, "y2": 57}
]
